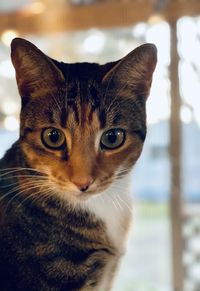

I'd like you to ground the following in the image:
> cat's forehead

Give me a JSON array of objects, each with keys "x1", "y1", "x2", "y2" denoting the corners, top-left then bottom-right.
[
  {"x1": 22, "y1": 62, "x2": 145, "y2": 133},
  {"x1": 25, "y1": 79, "x2": 142, "y2": 134},
  {"x1": 24, "y1": 82, "x2": 103, "y2": 132},
  {"x1": 58, "y1": 100, "x2": 102, "y2": 133}
]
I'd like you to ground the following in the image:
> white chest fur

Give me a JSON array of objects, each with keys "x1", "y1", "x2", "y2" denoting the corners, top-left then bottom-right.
[{"x1": 82, "y1": 175, "x2": 133, "y2": 252}]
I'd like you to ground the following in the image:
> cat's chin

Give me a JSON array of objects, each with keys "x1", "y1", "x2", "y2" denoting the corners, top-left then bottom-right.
[
  {"x1": 76, "y1": 187, "x2": 112, "y2": 203},
  {"x1": 59, "y1": 186, "x2": 110, "y2": 204},
  {"x1": 52, "y1": 180, "x2": 112, "y2": 204},
  {"x1": 68, "y1": 191, "x2": 103, "y2": 203}
]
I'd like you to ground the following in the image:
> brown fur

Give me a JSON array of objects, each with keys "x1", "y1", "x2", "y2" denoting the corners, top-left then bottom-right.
[{"x1": 0, "y1": 38, "x2": 157, "y2": 290}]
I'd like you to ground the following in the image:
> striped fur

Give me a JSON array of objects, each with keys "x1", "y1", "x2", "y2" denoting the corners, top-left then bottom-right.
[{"x1": 0, "y1": 38, "x2": 157, "y2": 290}]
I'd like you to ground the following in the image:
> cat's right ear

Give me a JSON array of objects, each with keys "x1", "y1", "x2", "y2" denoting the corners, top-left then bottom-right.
[
  {"x1": 102, "y1": 44, "x2": 157, "y2": 99},
  {"x1": 11, "y1": 38, "x2": 65, "y2": 99}
]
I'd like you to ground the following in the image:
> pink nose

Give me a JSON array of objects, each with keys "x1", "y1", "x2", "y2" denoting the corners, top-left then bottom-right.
[{"x1": 71, "y1": 177, "x2": 94, "y2": 192}]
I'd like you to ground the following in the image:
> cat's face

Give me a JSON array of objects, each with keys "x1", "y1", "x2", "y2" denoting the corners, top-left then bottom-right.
[{"x1": 11, "y1": 38, "x2": 157, "y2": 202}]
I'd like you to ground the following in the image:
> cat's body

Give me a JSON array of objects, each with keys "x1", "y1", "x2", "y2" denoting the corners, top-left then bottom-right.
[
  {"x1": 0, "y1": 143, "x2": 131, "y2": 291},
  {"x1": 0, "y1": 38, "x2": 157, "y2": 291}
]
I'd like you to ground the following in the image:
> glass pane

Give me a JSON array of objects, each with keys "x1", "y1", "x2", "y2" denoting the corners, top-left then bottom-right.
[{"x1": 178, "y1": 16, "x2": 200, "y2": 291}]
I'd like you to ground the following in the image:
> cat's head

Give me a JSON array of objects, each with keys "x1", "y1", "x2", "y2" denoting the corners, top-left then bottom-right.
[{"x1": 11, "y1": 38, "x2": 157, "y2": 202}]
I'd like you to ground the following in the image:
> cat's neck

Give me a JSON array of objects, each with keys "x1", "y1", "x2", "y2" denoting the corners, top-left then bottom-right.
[{"x1": 80, "y1": 174, "x2": 133, "y2": 252}]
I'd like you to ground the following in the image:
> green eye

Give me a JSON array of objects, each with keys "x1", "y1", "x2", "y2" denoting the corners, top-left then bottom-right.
[
  {"x1": 41, "y1": 128, "x2": 66, "y2": 149},
  {"x1": 100, "y1": 128, "x2": 126, "y2": 150}
]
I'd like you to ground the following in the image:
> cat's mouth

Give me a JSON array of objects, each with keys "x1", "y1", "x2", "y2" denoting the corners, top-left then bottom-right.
[
  {"x1": 48, "y1": 173, "x2": 113, "y2": 198},
  {"x1": 50, "y1": 178, "x2": 113, "y2": 202}
]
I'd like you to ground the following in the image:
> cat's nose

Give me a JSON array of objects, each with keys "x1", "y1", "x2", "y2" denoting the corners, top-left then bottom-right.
[{"x1": 72, "y1": 177, "x2": 94, "y2": 192}]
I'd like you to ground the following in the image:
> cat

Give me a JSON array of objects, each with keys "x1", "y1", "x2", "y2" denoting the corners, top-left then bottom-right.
[{"x1": 0, "y1": 38, "x2": 157, "y2": 291}]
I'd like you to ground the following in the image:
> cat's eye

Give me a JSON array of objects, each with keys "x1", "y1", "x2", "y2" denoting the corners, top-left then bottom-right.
[
  {"x1": 100, "y1": 128, "x2": 126, "y2": 150},
  {"x1": 41, "y1": 128, "x2": 66, "y2": 150}
]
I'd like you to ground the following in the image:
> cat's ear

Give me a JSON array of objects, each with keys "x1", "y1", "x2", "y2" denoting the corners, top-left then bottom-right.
[
  {"x1": 11, "y1": 38, "x2": 65, "y2": 99},
  {"x1": 102, "y1": 44, "x2": 157, "y2": 99}
]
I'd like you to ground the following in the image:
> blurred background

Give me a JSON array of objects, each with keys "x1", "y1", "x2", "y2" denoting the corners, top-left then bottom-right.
[{"x1": 0, "y1": 0, "x2": 200, "y2": 290}]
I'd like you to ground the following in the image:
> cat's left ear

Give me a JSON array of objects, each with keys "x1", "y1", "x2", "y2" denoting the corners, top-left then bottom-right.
[
  {"x1": 11, "y1": 38, "x2": 65, "y2": 99},
  {"x1": 102, "y1": 44, "x2": 157, "y2": 99}
]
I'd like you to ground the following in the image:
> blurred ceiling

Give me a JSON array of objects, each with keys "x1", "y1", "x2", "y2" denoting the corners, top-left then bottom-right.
[
  {"x1": 0, "y1": 0, "x2": 32, "y2": 13},
  {"x1": 0, "y1": 0, "x2": 200, "y2": 35}
]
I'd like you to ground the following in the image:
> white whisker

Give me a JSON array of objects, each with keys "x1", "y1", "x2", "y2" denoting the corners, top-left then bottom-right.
[
  {"x1": 4, "y1": 182, "x2": 48, "y2": 212},
  {"x1": 19, "y1": 185, "x2": 53, "y2": 208},
  {"x1": 0, "y1": 179, "x2": 48, "y2": 203},
  {"x1": 117, "y1": 195, "x2": 133, "y2": 214},
  {"x1": 115, "y1": 196, "x2": 123, "y2": 211}
]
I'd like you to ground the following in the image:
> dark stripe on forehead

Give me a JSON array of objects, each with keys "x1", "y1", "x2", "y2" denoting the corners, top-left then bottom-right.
[
  {"x1": 67, "y1": 84, "x2": 78, "y2": 105},
  {"x1": 81, "y1": 104, "x2": 87, "y2": 127},
  {"x1": 72, "y1": 103, "x2": 80, "y2": 124},
  {"x1": 88, "y1": 106, "x2": 94, "y2": 123},
  {"x1": 44, "y1": 110, "x2": 54, "y2": 124},
  {"x1": 99, "y1": 110, "x2": 106, "y2": 128},
  {"x1": 79, "y1": 80, "x2": 90, "y2": 106},
  {"x1": 60, "y1": 108, "x2": 68, "y2": 128},
  {"x1": 65, "y1": 82, "x2": 80, "y2": 124},
  {"x1": 88, "y1": 85, "x2": 101, "y2": 122},
  {"x1": 90, "y1": 85, "x2": 100, "y2": 109}
]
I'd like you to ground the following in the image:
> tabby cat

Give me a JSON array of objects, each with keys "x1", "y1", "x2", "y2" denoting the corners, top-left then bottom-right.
[{"x1": 0, "y1": 38, "x2": 157, "y2": 291}]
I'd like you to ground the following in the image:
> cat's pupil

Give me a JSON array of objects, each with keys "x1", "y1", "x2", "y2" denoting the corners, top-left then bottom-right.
[
  {"x1": 41, "y1": 127, "x2": 65, "y2": 149},
  {"x1": 100, "y1": 128, "x2": 125, "y2": 150},
  {"x1": 48, "y1": 130, "x2": 60, "y2": 143},
  {"x1": 107, "y1": 131, "x2": 117, "y2": 144}
]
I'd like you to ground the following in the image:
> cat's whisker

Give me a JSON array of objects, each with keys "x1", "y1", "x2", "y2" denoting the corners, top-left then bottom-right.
[
  {"x1": 0, "y1": 172, "x2": 48, "y2": 183},
  {"x1": 107, "y1": 194, "x2": 119, "y2": 211},
  {"x1": 0, "y1": 177, "x2": 48, "y2": 188},
  {"x1": 0, "y1": 175, "x2": 49, "y2": 182},
  {"x1": 111, "y1": 199, "x2": 118, "y2": 210},
  {"x1": 4, "y1": 182, "x2": 48, "y2": 212},
  {"x1": 114, "y1": 196, "x2": 123, "y2": 211},
  {"x1": 117, "y1": 195, "x2": 133, "y2": 214},
  {"x1": 0, "y1": 169, "x2": 32, "y2": 178},
  {"x1": 31, "y1": 185, "x2": 61, "y2": 207},
  {"x1": 0, "y1": 179, "x2": 49, "y2": 203},
  {"x1": 0, "y1": 167, "x2": 48, "y2": 175},
  {"x1": 18, "y1": 185, "x2": 53, "y2": 208},
  {"x1": 111, "y1": 182, "x2": 130, "y2": 193},
  {"x1": 31, "y1": 189, "x2": 52, "y2": 205},
  {"x1": 5, "y1": 180, "x2": 47, "y2": 199},
  {"x1": 0, "y1": 180, "x2": 44, "y2": 189},
  {"x1": 0, "y1": 183, "x2": 32, "y2": 202}
]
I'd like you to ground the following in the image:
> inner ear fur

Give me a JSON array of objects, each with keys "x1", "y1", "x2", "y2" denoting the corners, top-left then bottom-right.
[
  {"x1": 103, "y1": 43, "x2": 157, "y2": 98},
  {"x1": 11, "y1": 38, "x2": 65, "y2": 99}
]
